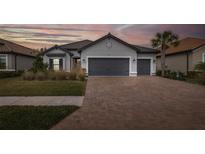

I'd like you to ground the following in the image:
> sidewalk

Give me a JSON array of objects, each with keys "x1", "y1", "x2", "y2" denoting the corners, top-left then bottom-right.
[{"x1": 0, "y1": 96, "x2": 84, "y2": 106}]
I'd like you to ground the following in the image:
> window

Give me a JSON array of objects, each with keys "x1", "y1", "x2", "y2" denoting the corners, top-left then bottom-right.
[
  {"x1": 49, "y1": 58, "x2": 63, "y2": 71},
  {"x1": 0, "y1": 55, "x2": 7, "y2": 70},
  {"x1": 203, "y1": 53, "x2": 205, "y2": 63}
]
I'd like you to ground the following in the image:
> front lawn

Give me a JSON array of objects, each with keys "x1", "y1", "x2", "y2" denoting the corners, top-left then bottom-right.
[
  {"x1": 0, "y1": 77, "x2": 86, "y2": 96},
  {"x1": 0, "y1": 106, "x2": 78, "y2": 130}
]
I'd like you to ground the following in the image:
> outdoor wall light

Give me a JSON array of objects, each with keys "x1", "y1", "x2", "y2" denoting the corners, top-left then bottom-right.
[
  {"x1": 82, "y1": 59, "x2": 86, "y2": 63},
  {"x1": 133, "y1": 58, "x2": 136, "y2": 62},
  {"x1": 153, "y1": 59, "x2": 156, "y2": 63}
]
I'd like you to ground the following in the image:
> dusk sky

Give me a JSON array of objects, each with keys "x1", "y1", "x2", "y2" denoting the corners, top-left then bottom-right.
[{"x1": 1, "y1": 24, "x2": 205, "y2": 49}]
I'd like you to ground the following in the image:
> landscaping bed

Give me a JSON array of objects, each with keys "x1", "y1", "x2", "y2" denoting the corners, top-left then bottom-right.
[
  {"x1": 0, "y1": 105, "x2": 79, "y2": 130},
  {"x1": 0, "y1": 77, "x2": 86, "y2": 96}
]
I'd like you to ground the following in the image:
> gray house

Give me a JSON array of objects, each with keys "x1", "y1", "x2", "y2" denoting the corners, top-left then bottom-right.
[
  {"x1": 156, "y1": 37, "x2": 205, "y2": 73},
  {"x1": 43, "y1": 33, "x2": 157, "y2": 76},
  {"x1": 0, "y1": 38, "x2": 36, "y2": 71}
]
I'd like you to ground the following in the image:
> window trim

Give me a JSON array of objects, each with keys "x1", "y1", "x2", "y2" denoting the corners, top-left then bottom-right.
[{"x1": 0, "y1": 54, "x2": 8, "y2": 70}]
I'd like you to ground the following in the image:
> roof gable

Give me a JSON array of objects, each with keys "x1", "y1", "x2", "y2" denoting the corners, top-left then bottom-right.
[
  {"x1": 78, "y1": 33, "x2": 139, "y2": 52},
  {"x1": 43, "y1": 45, "x2": 73, "y2": 56}
]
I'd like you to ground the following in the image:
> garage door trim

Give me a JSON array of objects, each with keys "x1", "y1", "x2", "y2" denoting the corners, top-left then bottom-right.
[
  {"x1": 137, "y1": 57, "x2": 153, "y2": 75},
  {"x1": 86, "y1": 56, "x2": 131, "y2": 76}
]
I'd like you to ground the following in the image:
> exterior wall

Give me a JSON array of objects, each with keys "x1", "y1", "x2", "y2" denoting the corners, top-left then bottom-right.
[
  {"x1": 16, "y1": 55, "x2": 35, "y2": 71},
  {"x1": 43, "y1": 49, "x2": 71, "y2": 72},
  {"x1": 0, "y1": 53, "x2": 34, "y2": 71},
  {"x1": 137, "y1": 53, "x2": 156, "y2": 75},
  {"x1": 156, "y1": 53, "x2": 188, "y2": 73},
  {"x1": 80, "y1": 38, "x2": 138, "y2": 76},
  {"x1": 191, "y1": 45, "x2": 205, "y2": 70},
  {"x1": 7, "y1": 54, "x2": 15, "y2": 70}
]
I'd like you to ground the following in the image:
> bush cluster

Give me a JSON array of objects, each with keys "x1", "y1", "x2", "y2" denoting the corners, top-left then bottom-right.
[
  {"x1": 156, "y1": 70, "x2": 186, "y2": 81},
  {"x1": 0, "y1": 71, "x2": 23, "y2": 79},
  {"x1": 22, "y1": 69, "x2": 86, "y2": 81}
]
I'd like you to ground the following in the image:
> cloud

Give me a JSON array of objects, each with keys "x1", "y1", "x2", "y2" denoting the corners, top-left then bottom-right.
[{"x1": 26, "y1": 38, "x2": 74, "y2": 44}]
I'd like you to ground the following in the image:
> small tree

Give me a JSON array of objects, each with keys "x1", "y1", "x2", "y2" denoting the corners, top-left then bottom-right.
[
  {"x1": 32, "y1": 55, "x2": 48, "y2": 73},
  {"x1": 151, "y1": 31, "x2": 179, "y2": 77}
]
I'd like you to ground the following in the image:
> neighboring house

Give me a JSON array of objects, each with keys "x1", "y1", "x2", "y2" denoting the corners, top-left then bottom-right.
[
  {"x1": 43, "y1": 33, "x2": 157, "y2": 76},
  {"x1": 156, "y1": 37, "x2": 205, "y2": 74},
  {"x1": 0, "y1": 38, "x2": 36, "y2": 71}
]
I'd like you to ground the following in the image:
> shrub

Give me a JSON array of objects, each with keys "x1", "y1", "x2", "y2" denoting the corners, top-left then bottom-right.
[
  {"x1": 0, "y1": 71, "x2": 23, "y2": 79},
  {"x1": 194, "y1": 62, "x2": 205, "y2": 72},
  {"x1": 157, "y1": 69, "x2": 185, "y2": 81},
  {"x1": 46, "y1": 71, "x2": 68, "y2": 80},
  {"x1": 78, "y1": 72, "x2": 86, "y2": 81},
  {"x1": 177, "y1": 71, "x2": 186, "y2": 81},
  {"x1": 187, "y1": 71, "x2": 199, "y2": 79},
  {"x1": 196, "y1": 72, "x2": 205, "y2": 85},
  {"x1": 47, "y1": 71, "x2": 56, "y2": 80},
  {"x1": 31, "y1": 55, "x2": 48, "y2": 73},
  {"x1": 156, "y1": 70, "x2": 162, "y2": 76},
  {"x1": 69, "y1": 71, "x2": 77, "y2": 80},
  {"x1": 35, "y1": 72, "x2": 46, "y2": 81},
  {"x1": 55, "y1": 71, "x2": 67, "y2": 80},
  {"x1": 22, "y1": 71, "x2": 35, "y2": 80}
]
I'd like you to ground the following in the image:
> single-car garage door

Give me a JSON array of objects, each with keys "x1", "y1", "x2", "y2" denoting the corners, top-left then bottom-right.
[
  {"x1": 88, "y1": 58, "x2": 129, "y2": 76},
  {"x1": 137, "y1": 59, "x2": 151, "y2": 75}
]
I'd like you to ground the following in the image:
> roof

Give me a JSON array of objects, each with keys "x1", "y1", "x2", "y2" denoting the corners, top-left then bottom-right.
[
  {"x1": 78, "y1": 33, "x2": 140, "y2": 52},
  {"x1": 159, "y1": 37, "x2": 205, "y2": 56},
  {"x1": 0, "y1": 38, "x2": 36, "y2": 57},
  {"x1": 44, "y1": 45, "x2": 73, "y2": 56},
  {"x1": 43, "y1": 40, "x2": 92, "y2": 58},
  {"x1": 78, "y1": 33, "x2": 157, "y2": 54},
  {"x1": 43, "y1": 33, "x2": 157, "y2": 56},
  {"x1": 132, "y1": 44, "x2": 158, "y2": 53},
  {"x1": 60, "y1": 40, "x2": 92, "y2": 50}
]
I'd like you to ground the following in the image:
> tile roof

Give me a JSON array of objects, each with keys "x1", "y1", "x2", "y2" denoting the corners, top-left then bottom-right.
[
  {"x1": 0, "y1": 38, "x2": 36, "y2": 57},
  {"x1": 60, "y1": 40, "x2": 93, "y2": 50},
  {"x1": 131, "y1": 44, "x2": 158, "y2": 53},
  {"x1": 164, "y1": 37, "x2": 205, "y2": 55}
]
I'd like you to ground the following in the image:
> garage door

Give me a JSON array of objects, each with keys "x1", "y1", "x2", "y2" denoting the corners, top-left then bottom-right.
[
  {"x1": 137, "y1": 59, "x2": 151, "y2": 75},
  {"x1": 88, "y1": 58, "x2": 129, "y2": 76}
]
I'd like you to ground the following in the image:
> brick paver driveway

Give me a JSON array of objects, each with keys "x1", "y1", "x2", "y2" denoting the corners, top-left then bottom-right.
[{"x1": 52, "y1": 76, "x2": 205, "y2": 129}]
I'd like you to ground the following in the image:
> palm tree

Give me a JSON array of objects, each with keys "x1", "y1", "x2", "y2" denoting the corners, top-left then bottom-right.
[{"x1": 151, "y1": 31, "x2": 179, "y2": 77}]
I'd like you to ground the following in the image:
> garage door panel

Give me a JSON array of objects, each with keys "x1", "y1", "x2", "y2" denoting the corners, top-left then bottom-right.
[
  {"x1": 137, "y1": 59, "x2": 151, "y2": 75},
  {"x1": 88, "y1": 58, "x2": 129, "y2": 76}
]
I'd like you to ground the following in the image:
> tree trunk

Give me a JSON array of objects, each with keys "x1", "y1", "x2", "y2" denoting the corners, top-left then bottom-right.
[{"x1": 161, "y1": 48, "x2": 166, "y2": 77}]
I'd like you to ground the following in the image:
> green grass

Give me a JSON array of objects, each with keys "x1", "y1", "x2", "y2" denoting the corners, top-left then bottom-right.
[
  {"x1": 0, "y1": 106, "x2": 79, "y2": 130},
  {"x1": 0, "y1": 77, "x2": 86, "y2": 96}
]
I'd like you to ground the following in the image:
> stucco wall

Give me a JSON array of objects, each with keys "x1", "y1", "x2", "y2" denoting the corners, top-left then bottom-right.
[
  {"x1": 137, "y1": 53, "x2": 156, "y2": 75},
  {"x1": 43, "y1": 49, "x2": 71, "y2": 72},
  {"x1": 2, "y1": 53, "x2": 34, "y2": 71},
  {"x1": 80, "y1": 38, "x2": 138, "y2": 76},
  {"x1": 16, "y1": 55, "x2": 35, "y2": 71},
  {"x1": 191, "y1": 45, "x2": 205, "y2": 70},
  {"x1": 156, "y1": 53, "x2": 188, "y2": 73}
]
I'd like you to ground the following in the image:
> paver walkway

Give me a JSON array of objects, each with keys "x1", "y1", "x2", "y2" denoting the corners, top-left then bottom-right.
[
  {"x1": 0, "y1": 96, "x2": 84, "y2": 106},
  {"x1": 52, "y1": 76, "x2": 205, "y2": 129}
]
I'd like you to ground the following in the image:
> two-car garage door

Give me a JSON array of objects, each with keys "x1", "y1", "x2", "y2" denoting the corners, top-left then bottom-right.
[
  {"x1": 88, "y1": 58, "x2": 129, "y2": 76},
  {"x1": 88, "y1": 58, "x2": 151, "y2": 76}
]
